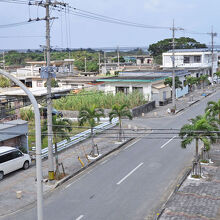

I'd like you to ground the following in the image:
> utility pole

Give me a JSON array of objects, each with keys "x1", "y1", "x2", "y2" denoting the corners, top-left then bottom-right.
[
  {"x1": 84, "y1": 57, "x2": 87, "y2": 73},
  {"x1": 171, "y1": 20, "x2": 176, "y2": 111},
  {"x1": 98, "y1": 52, "x2": 101, "y2": 74},
  {"x1": 2, "y1": 52, "x2": 5, "y2": 70},
  {"x1": 208, "y1": 27, "x2": 217, "y2": 85},
  {"x1": 170, "y1": 20, "x2": 184, "y2": 112},
  {"x1": 31, "y1": 0, "x2": 68, "y2": 181},
  {"x1": 104, "y1": 51, "x2": 107, "y2": 74},
  {"x1": 117, "y1": 46, "x2": 120, "y2": 68},
  {"x1": 45, "y1": 0, "x2": 54, "y2": 181}
]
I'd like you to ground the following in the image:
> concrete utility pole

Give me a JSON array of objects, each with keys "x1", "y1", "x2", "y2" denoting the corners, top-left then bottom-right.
[
  {"x1": 117, "y1": 46, "x2": 120, "y2": 68},
  {"x1": 104, "y1": 51, "x2": 107, "y2": 74},
  {"x1": 84, "y1": 57, "x2": 87, "y2": 73},
  {"x1": 45, "y1": 0, "x2": 54, "y2": 181},
  {"x1": 170, "y1": 20, "x2": 184, "y2": 111},
  {"x1": 208, "y1": 27, "x2": 217, "y2": 85},
  {"x1": 98, "y1": 52, "x2": 101, "y2": 74},
  {"x1": 171, "y1": 20, "x2": 176, "y2": 111},
  {"x1": 31, "y1": 0, "x2": 68, "y2": 181},
  {"x1": 2, "y1": 52, "x2": 5, "y2": 70},
  {"x1": 32, "y1": 0, "x2": 67, "y2": 181},
  {"x1": 0, "y1": 69, "x2": 43, "y2": 220}
]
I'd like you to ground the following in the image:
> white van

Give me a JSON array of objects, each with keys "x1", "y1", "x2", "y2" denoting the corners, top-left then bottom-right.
[{"x1": 0, "y1": 146, "x2": 31, "y2": 180}]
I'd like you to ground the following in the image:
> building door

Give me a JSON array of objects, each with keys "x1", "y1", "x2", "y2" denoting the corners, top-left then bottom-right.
[{"x1": 163, "y1": 91, "x2": 166, "y2": 100}]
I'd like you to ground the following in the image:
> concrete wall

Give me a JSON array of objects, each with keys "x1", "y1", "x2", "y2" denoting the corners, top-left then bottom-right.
[
  {"x1": 176, "y1": 86, "x2": 188, "y2": 99},
  {"x1": 132, "y1": 101, "x2": 155, "y2": 117}
]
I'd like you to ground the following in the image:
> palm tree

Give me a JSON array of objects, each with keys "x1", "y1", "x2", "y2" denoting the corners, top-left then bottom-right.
[
  {"x1": 164, "y1": 76, "x2": 183, "y2": 90},
  {"x1": 179, "y1": 114, "x2": 218, "y2": 177},
  {"x1": 78, "y1": 105, "x2": 104, "y2": 157},
  {"x1": 109, "y1": 104, "x2": 133, "y2": 142},
  {"x1": 206, "y1": 100, "x2": 220, "y2": 121},
  {"x1": 198, "y1": 75, "x2": 209, "y2": 91},
  {"x1": 184, "y1": 76, "x2": 197, "y2": 92},
  {"x1": 215, "y1": 71, "x2": 220, "y2": 83},
  {"x1": 42, "y1": 116, "x2": 72, "y2": 178}
]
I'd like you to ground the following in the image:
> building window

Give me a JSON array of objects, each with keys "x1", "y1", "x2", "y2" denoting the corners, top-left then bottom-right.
[
  {"x1": 132, "y1": 87, "x2": 143, "y2": 94},
  {"x1": 116, "y1": 87, "x2": 129, "y2": 95},
  {"x1": 194, "y1": 56, "x2": 201, "y2": 63},
  {"x1": 183, "y1": 56, "x2": 190, "y2": 64}
]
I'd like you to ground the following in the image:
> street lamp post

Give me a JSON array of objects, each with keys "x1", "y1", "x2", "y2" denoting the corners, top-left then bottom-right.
[{"x1": 0, "y1": 69, "x2": 43, "y2": 220}]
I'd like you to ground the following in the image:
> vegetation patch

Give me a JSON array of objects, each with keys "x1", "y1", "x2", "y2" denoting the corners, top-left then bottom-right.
[
  {"x1": 53, "y1": 90, "x2": 147, "y2": 111},
  {"x1": 191, "y1": 174, "x2": 201, "y2": 179}
]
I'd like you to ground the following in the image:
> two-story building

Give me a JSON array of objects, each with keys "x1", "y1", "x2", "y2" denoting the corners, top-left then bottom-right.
[{"x1": 162, "y1": 48, "x2": 218, "y2": 78}]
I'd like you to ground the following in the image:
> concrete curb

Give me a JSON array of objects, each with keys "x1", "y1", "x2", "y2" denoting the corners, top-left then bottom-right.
[
  {"x1": 154, "y1": 168, "x2": 191, "y2": 220},
  {"x1": 53, "y1": 138, "x2": 135, "y2": 189}
]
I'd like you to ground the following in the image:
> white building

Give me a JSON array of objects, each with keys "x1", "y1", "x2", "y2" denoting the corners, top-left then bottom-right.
[
  {"x1": 96, "y1": 74, "x2": 171, "y2": 105},
  {"x1": 162, "y1": 48, "x2": 218, "y2": 76},
  {"x1": 12, "y1": 59, "x2": 75, "y2": 88}
]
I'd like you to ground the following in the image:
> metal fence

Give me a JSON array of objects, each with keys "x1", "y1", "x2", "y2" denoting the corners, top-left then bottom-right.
[{"x1": 36, "y1": 118, "x2": 118, "y2": 159}]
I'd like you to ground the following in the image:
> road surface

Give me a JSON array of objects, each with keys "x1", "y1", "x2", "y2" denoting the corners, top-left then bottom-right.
[{"x1": 1, "y1": 91, "x2": 219, "y2": 220}]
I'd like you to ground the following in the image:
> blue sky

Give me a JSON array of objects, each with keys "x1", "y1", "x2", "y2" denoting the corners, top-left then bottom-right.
[{"x1": 0, "y1": 0, "x2": 220, "y2": 50}]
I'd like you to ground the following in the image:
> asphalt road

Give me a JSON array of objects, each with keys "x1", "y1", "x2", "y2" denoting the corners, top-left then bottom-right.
[{"x1": 2, "y1": 91, "x2": 220, "y2": 220}]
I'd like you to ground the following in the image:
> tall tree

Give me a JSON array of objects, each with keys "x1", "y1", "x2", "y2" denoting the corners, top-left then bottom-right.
[
  {"x1": 164, "y1": 76, "x2": 183, "y2": 90},
  {"x1": 109, "y1": 104, "x2": 133, "y2": 142},
  {"x1": 148, "y1": 37, "x2": 207, "y2": 57},
  {"x1": 184, "y1": 76, "x2": 197, "y2": 92},
  {"x1": 78, "y1": 105, "x2": 104, "y2": 157},
  {"x1": 179, "y1": 114, "x2": 218, "y2": 176},
  {"x1": 214, "y1": 71, "x2": 220, "y2": 83},
  {"x1": 42, "y1": 116, "x2": 72, "y2": 178},
  {"x1": 148, "y1": 37, "x2": 207, "y2": 64},
  {"x1": 206, "y1": 100, "x2": 220, "y2": 121},
  {"x1": 198, "y1": 75, "x2": 209, "y2": 90}
]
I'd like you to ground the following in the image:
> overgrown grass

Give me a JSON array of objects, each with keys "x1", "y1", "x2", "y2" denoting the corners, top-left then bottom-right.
[
  {"x1": 28, "y1": 121, "x2": 89, "y2": 149},
  {"x1": 53, "y1": 90, "x2": 147, "y2": 111}
]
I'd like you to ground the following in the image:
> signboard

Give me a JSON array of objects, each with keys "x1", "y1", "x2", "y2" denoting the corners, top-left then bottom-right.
[{"x1": 40, "y1": 66, "x2": 57, "y2": 79}]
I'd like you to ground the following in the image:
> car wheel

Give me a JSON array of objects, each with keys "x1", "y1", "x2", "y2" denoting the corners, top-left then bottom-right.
[
  {"x1": 0, "y1": 171, "x2": 4, "y2": 181},
  {"x1": 23, "y1": 161, "x2": 30, "y2": 170}
]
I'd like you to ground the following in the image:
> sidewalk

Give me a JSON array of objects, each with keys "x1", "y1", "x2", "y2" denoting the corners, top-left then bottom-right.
[
  {"x1": 158, "y1": 143, "x2": 220, "y2": 220},
  {"x1": 145, "y1": 85, "x2": 219, "y2": 118}
]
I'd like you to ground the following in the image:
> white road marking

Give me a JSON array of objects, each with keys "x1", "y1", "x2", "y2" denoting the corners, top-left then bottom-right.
[
  {"x1": 101, "y1": 159, "x2": 109, "y2": 165},
  {"x1": 124, "y1": 139, "x2": 140, "y2": 150},
  {"x1": 76, "y1": 215, "x2": 84, "y2": 220},
  {"x1": 117, "y1": 162, "x2": 144, "y2": 185},
  {"x1": 65, "y1": 183, "x2": 72, "y2": 189},
  {"x1": 160, "y1": 136, "x2": 176, "y2": 149},
  {"x1": 124, "y1": 131, "x2": 153, "y2": 150}
]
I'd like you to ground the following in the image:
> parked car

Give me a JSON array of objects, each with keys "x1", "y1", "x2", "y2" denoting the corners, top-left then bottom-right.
[
  {"x1": 40, "y1": 107, "x2": 63, "y2": 118},
  {"x1": 0, "y1": 146, "x2": 31, "y2": 180}
]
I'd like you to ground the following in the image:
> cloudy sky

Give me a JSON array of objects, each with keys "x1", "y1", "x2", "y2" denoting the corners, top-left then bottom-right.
[{"x1": 0, "y1": 0, "x2": 220, "y2": 50}]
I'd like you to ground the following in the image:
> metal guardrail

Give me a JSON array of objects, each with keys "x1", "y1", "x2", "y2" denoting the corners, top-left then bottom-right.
[{"x1": 32, "y1": 118, "x2": 118, "y2": 159}]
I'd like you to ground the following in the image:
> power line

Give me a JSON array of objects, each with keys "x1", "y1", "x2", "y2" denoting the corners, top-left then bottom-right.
[
  {"x1": 0, "y1": 21, "x2": 36, "y2": 28},
  {"x1": 0, "y1": 35, "x2": 44, "y2": 38}
]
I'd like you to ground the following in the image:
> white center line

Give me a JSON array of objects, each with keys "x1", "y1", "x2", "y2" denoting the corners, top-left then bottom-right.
[
  {"x1": 160, "y1": 136, "x2": 176, "y2": 149},
  {"x1": 117, "y1": 162, "x2": 144, "y2": 185},
  {"x1": 76, "y1": 215, "x2": 84, "y2": 220}
]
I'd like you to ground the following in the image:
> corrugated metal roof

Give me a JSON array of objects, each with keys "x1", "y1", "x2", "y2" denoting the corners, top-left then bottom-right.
[{"x1": 96, "y1": 76, "x2": 166, "y2": 83}]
